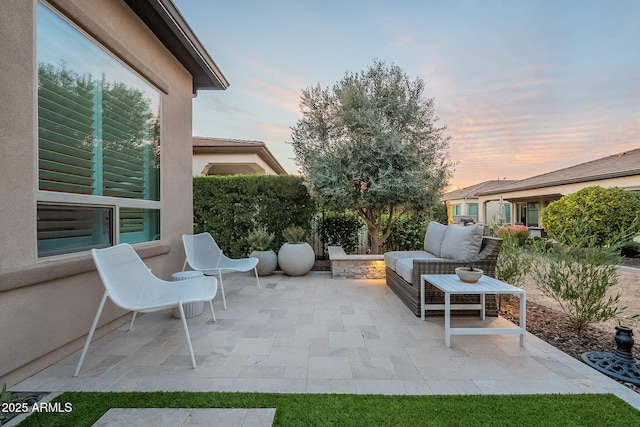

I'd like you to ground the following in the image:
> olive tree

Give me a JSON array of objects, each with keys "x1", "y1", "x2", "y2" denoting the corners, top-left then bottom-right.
[{"x1": 290, "y1": 60, "x2": 453, "y2": 253}]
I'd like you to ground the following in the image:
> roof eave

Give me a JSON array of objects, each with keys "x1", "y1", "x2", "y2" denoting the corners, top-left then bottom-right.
[
  {"x1": 193, "y1": 145, "x2": 288, "y2": 176},
  {"x1": 125, "y1": 0, "x2": 229, "y2": 93},
  {"x1": 476, "y1": 169, "x2": 640, "y2": 196}
]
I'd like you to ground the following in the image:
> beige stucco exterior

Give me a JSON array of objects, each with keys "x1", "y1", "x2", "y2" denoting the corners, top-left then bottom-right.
[
  {"x1": 192, "y1": 137, "x2": 288, "y2": 176},
  {"x1": 0, "y1": 0, "x2": 207, "y2": 386},
  {"x1": 193, "y1": 153, "x2": 279, "y2": 176},
  {"x1": 478, "y1": 175, "x2": 640, "y2": 227}
]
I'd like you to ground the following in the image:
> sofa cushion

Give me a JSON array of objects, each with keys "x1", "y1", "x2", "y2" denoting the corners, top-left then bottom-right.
[
  {"x1": 395, "y1": 256, "x2": 445, "y2": 283},
  {"x1": 423, "y1": 221, "x2": 448, "y2": 257},
  {"x1": 384, "y1": 251, "x2": 432, "y2": 271},
  {"x1": 440, "y1": 225, "x2": 484, "y2": 260}
]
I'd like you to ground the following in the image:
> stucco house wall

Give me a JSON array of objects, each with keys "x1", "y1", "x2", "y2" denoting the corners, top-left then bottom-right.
[{"x1": 0, "y1": 0, "x2": 223, "y2": 387}]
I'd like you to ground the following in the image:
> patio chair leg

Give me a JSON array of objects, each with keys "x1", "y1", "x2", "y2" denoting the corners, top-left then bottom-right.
[
  {"x1": 128, "y1": 312, "x2": 137, "y2": 330},
  {"x1": 177, "y1": 303, "x2": 197, "y2": 369},
  {"x1": 218, "y1": 272, "x2": 227, "y2": 310},
  {"x1": 74, "y1": 291, "x2": 109, "y2": 377},
  {"x1": 209, "y1": 300, "x2": 216, "y2": 322},
  {"x1": 254, "y1": 267, "x2": 261, "y2": 289}
]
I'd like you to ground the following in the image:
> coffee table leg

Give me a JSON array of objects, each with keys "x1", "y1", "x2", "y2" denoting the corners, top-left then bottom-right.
[
  {"x1": 520, "y1": 292, "x2": 526, "y2": 346},
  {"x1": 445, "y1": 292, "x2": 451, "y2": 347},
  {"x1": 421, "y1": 277, "x2": 425, "y2": 321}
]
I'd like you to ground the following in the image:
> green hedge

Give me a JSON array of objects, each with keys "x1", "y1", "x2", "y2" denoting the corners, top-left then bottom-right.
[
  {"x1": 319, "y1": 212, "x2": 365, "y2": 254},
  {"x1": 193, "y1": 175, "x2": 315, "y2": 258}
]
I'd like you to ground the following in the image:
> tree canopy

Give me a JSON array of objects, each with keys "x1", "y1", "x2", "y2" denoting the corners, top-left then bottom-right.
[{"x1": 290, "y1": 60, "x2": 453, "y2": 253}]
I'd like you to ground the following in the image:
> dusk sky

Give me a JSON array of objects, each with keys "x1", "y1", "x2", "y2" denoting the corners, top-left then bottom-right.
[{"x1": 174, "y1": 0, "x2": 640, "y2": 190}]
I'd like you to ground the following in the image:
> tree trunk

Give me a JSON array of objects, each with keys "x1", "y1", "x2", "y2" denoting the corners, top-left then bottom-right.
[{"x1": 370, "y1": 233, "x2": 381, "y2": 254}]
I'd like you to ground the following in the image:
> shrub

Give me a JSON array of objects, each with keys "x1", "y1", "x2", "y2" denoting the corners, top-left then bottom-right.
[
  {"x1": 530, "y1": 217, "x2": 626, "y2": 334},
  {"x1": 193, "y1": 175, "x2": 315, "y2": 258},
  {"x1": 620, "y1": 240, "x2": 640, "y2": 258},
  {"x1": 319, "y1": 212, "x2": 364, "y2": 254},
  {"x1": 542, "y1": 186, "x2": 640, "y2": 247},
  {"x1": 496, "y1": 225, "x2": 529, "y2": 246},
  {"x1": 496, "y1": 234, "x2": 532, "y2": 288},
  {"x1": 382, "y1": 213, "x2": 430, "y2": 252}
]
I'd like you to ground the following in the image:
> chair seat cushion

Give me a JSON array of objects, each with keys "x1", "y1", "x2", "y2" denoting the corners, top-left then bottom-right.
[
  {"x1": 384, "y1": 251, "x2": 433, "y2": 271},
  {"x1": 395, "y1": 256, "x2": 446, "y2": 284}
]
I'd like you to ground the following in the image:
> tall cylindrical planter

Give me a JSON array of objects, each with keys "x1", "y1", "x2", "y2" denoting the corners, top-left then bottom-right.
[
  {"x1": 278, "y1": 242, "x2": 315, "y2": 276},
  {"x1": 250, "y1": 250, "x2": 278, "y2": 276}
]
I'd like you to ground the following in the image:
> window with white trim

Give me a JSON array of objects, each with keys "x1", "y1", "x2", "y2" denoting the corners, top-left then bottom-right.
[{"x1": 36, "y1": 2, "x2": 160, "y2": 257}]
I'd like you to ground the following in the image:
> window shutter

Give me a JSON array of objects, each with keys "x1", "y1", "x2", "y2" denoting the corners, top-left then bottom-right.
[{"x1": 38, "y1": 66, "x2": 95, "y2": 194}]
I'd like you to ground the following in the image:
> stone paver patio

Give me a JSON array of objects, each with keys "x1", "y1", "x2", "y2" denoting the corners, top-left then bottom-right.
[{"x1": 10, "y1": 271, "x2": 640, "y2": 422}]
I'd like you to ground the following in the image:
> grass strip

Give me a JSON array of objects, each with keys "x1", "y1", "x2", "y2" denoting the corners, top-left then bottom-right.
[{"x1": 18, "y1": 392, "x2": 639, "y2": 426}]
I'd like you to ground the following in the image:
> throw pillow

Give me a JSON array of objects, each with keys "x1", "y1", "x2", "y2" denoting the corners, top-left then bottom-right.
[
  {"x1": 423, "y1": 221, "x2": 448, "y2": 257},
  {"x1": 439, "y1": 225, "x2": 483, "y2": 260}
]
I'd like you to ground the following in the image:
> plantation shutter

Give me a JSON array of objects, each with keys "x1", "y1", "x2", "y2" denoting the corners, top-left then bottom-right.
[
  {"x1": 102, "y1": 84, "x2": 147, "y2": 200},
  {"x1": 38, "y1": 66, "x2": 96, "y2": 194},
  {"x1": 102, "y1": 83, "x2": 158, "y2": 241}
]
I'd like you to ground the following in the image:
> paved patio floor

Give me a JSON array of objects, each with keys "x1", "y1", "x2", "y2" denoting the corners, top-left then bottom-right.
[{"x1": 11, "y1": 271, "x2": 640, "y2": 419}]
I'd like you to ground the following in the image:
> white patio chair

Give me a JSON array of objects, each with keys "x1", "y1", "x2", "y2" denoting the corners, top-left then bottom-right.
[
  {"x1": 74, "y1": 243, "x2": 217, "y2": 376},
  {"x1": 182, "y1": 232, "x2": 260, "y2": 310}
]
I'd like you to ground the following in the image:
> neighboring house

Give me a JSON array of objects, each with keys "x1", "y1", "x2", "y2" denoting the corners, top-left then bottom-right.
[
  {"x1": 471, "y1": 148, "x2": 640, "y2": 234},
  {"x1": 193, "y1": 137, "x2": 287, "y2": 176},
  {"x1": 0, "y1": 0, "x2": 227, "y2": 386},
  {"x1": 443, "y1": 180, "x2": 518, "y2": 225}
]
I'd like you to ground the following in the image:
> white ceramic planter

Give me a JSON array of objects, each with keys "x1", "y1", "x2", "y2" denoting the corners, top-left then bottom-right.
[
  {"x1": 278, "y1": 242, "x2": 315, "y2": 276},
  {"x1": 250, "y1": 250, "x2": 278, "y2": 276}
]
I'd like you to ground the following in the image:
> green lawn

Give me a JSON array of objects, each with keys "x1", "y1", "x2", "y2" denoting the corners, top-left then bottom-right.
[{"x1": 16, "y1": 392, "x2": 640, "y2": 426}]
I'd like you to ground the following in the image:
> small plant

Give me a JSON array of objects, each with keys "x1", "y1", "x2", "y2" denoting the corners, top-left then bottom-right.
[
  {"x1": 282, "y1": 225, "x2": 307, "y2": 243},
  {"x1": 0, "y1": 383, "x2": 28, "y2": 423},
  {"x1": 246, "y1": 227, "x2": 275, "y2": 251}
]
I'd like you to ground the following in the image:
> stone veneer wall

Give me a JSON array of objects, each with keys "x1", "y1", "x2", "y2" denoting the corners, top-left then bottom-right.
[{"x1": 328, "y1": 246, "x2": 386, "y2": 279}]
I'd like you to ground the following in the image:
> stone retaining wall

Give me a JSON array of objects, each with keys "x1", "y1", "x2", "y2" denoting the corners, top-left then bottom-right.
[{"x1": 328, "y1": 246, "x2": 386, "y2": 279}]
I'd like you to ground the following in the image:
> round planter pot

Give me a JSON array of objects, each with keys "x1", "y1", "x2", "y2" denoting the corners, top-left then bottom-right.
[
  {"x1": 455, "y1": 267, "x2": 483, "y2": 283},
  {"x1": 250, "y1": 250, "x2": 278, "y2": 276},
  {"x1": 278, "y1": 242, "x2": 315, "y2": 276}
]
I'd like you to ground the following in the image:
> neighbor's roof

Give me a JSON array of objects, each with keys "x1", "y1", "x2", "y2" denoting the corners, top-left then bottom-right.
[
  {"x1": 477, "y1": 147, "x2": 640, "y2": 195},
  {"x1": 443, "y1": 180, "x2": 519, "y2": 200},
  {"x1": 193, "y1": 137, "x2": 288, "y2": 175},
  {"x1": 125, "y1": 0, "x2": 229, "y2": 92}
]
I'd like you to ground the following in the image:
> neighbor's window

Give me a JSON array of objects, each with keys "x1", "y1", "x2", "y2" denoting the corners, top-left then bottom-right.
[
  {"x1": 468, "y1": 204, "x2": 478, "y2": 216},
  {"x1": 36, "y1": 2, "x2": 160, "y2": 257}
]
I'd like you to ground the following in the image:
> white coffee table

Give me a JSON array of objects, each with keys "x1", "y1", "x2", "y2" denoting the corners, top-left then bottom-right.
[{"x1": 420, "y1": 274, "x2": 526, "y2": 347}]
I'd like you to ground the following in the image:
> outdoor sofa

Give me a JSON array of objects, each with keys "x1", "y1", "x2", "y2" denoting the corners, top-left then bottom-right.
[{"x1": 384, "y1": 222, "x2": 503, "y2": 317}]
